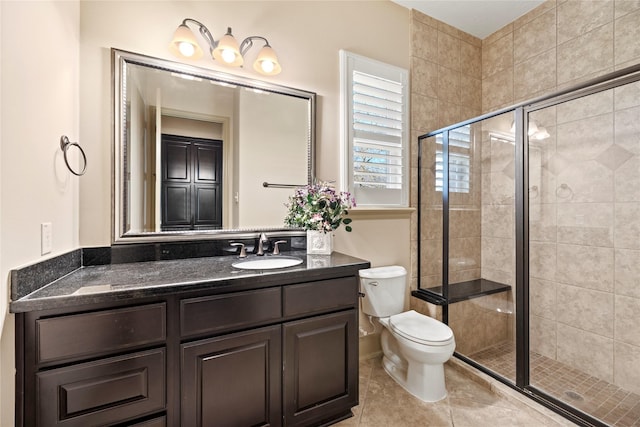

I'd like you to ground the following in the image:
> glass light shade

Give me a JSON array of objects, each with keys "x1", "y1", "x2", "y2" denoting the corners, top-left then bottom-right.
[
  {"x1": 169, "y1": 24, "x2": 203, "y2": 60},
  {"x1": 213, "y1": 30, "x2": 243, "y2": 66},
  {"x1": 253, "y1": 45, "x2": 282, "y2": 76}
]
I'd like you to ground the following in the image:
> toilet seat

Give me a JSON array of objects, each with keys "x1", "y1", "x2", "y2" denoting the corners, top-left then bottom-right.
[{"x1": 389, "y1": 310, "x2": 454, "y2": 346}]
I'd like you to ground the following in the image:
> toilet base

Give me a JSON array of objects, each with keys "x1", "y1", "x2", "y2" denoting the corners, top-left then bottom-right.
[{"x1": 382, "y1": 353, "x2": 448, "y2": 403}]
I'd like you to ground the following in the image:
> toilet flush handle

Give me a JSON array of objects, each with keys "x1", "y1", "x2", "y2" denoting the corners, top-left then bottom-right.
[{"x1": 368, "y1": 281, "x2": 378, "y2": 286}]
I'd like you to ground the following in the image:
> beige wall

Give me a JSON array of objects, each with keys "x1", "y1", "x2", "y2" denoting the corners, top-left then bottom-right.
[
  {"x1": 0, "y1": 1, "x2": 81, "y2": 424},
  {"x1": 79, "y1": 0, "x2": 412, "y2": 247}
]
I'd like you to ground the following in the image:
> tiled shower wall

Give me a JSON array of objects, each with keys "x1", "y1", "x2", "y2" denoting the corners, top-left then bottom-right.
[{"x1": 409, "y1": 0, "x2": 640, "y2": 391}]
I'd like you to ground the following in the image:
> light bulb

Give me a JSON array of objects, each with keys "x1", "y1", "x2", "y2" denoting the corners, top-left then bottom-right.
[
  {"x1": 221, "y1": 48, "x2": 236, "y2": 64},
  {"x1": 260, "y1": 60, "x2": 275, "y2": 74},
  {"x1": 178, "y1": 42, "x2": 196, "y2": 57}
]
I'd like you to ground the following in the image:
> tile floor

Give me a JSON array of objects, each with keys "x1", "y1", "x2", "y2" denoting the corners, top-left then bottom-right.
[
  {"x1": 472, "y1": 342, "x2": 640, "y2": 427},
  {"x1": 336, "y1": 356, "x2": 577, "y2": 426}
]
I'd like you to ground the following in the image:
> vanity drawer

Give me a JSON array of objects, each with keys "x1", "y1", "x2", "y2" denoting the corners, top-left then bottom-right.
[
  {"x1": 36, "y1": 347, "x2": 166, "y2": 427},
  {"x1": 180, "y1": 287, "x2": 282, "y2": 338},
  {"x1": 36, "y1": 303, "x2": 166, "y2": 365},
  {"x1": 283, "y1": 277, "x2": 358, "y2": 317}
]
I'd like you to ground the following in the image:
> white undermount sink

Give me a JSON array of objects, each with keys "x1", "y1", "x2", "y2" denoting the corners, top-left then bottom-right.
[{"x1": 232, "y1": 256, "x2": 303, "y2": 270}]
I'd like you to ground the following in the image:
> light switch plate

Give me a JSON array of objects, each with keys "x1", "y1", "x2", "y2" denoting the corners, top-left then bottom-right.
[{"x1": 41, "y1": 222, "x2": 52, "y2": 255}]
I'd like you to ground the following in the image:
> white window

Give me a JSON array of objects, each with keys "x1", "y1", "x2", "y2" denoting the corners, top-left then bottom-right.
[
  {"x1": 340, "y1": 50, "x2": 409, "y2": 207},
  {"x1": 435, "y1": 125, "x2": 471, "y2": 193}
]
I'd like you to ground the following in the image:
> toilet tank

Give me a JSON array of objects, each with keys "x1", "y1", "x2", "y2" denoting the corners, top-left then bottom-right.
[{"x1": 359, "y1": 266, "x2": 407, "y2": 317}]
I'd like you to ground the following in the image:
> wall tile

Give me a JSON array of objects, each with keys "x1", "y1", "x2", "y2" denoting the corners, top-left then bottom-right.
[
  {"x1": 438, "y1": 31, "x2": 461, "y2": 72},
  {"x1": 438, "y1": 66, "x2": 461, "y2": 103},
  {"x1": 531, "y1": 315, "x2": 557, "y2": 360},
  {"x1": 615, "y1": 0, "x2": 640, "y2": 18},
  {"x1": 420, "y1": 206, "x2": 443, "y2": 240},
  {"x1": 481, "y1": 267, "x2": 514, "y2": 287},
  {"x1": 556, "y1": 89, "x2": 614, "y2": 124},
  {"x1": 514, "y1": 9, "x2": 556, "y2": 64},
  {"x1": 481, "y1": 171, "x2": 515, "y2": 206},
  {"x1": 529, "y1": 241, "x2": 557, "y2": 282},
  {"x1": 420, "y1": 238, "x2": 442, "y2": 276},
  {"x1": 614, "y1": 9, "x2": 640, "y2": 65},
  {"x1": 557, "y1": 23, "x2": 614, "y2": 85},
  {"x1": 412, "y1": 19, "x2": 438, "y2": 60},
  {"x1": 614, "y1": 106, "x2": 640, "y2": 156},
  {"x1": 481, "y1": 205, "x2": 513, "y2": 239},
  {"x1": 529, "y1": 203, "x2": 557, "y2": 242},
  {"x1": 411, "y1": 93, "x2": 439, "y2": 134},
  {"x1": 482, "y1": 68, "x2": 514, "y2": 113},
  {"x1": 530, "y1": 277, "x2": 557, "y2": 320},
  {"x1": 483, "y1": 23, "x2": 513, "y2": 48},
  {"x1": 557, "y1": 0, "x2": 614, "y2": 44},
  {"x1": 614, "y1": 202, "x2": 640, "y2": 249},
  {"x1": 450, "y1": 237, "x2": 481, "y2": 272},
  {"x1": 556, "y1": 113, "x2": 613, "y2": 162},
  {"x1": 614, "y1": 248, "x2": 640, "y2": 298},
  {"x1": 557, "y1": 323, "x2": 614, "y2": 383},
  {"x1": 614, "y1": 341, "x2": 640, "y2": 395},
  {"x1": 556, "y1": 243, "x2": 614, "y2": 292},
  {"x1": 482, "y1": 33, "x2": 513, "y2": 79},
  {"x1": 450, "y1": 208, "x2": 481, "y2": 238},
  {"x1": 460, "y1": 41, "x2": 481, "y2": 78},
  {"x1": 513, "y1": 0, "x2": 558, "y2": 29},
  {"x1": 460, "y1": 75, "x2": 481, "y2": 111},
  {"x1": 437, "y1": 100, "x2": 461, "y2": 129},
  {"x1": 615, "y1": 294, "x2": 640, "y2": 345},
  {"x1": 556, "y1": 160, "x2": 614, "y2": 203},
  {"x1": 412, "y1": 8, "x2": 439, "y2": 28},
  {"x1": 614, "y1": 80, "x2": 640, "y2": 110},
  {"x1": 556, "y1": 202, "x2": 614, "y2": 247},
  {"x1": 481, "y1": 237, "x2": 514, "y2": 273},
  {"x1": 513, "y1": 48, "x2": 557, "y2": 102},
  {"x1": 557, "y1": 284, "x2": 614, "y2": 337},
  {"x1": 412, "y1": 57, "x2": 438, "y2": 98},
  {"x1": 615, "y1": 155, "x2": 640, "y2": 202}
]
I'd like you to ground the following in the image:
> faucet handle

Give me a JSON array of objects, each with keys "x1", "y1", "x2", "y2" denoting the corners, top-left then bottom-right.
[
  {"x1": 230, "y1": 242, "x2": 247, "y2": 258},
  {"x1": 273, "y1": 240, "x2": 287, "y2": 255}
]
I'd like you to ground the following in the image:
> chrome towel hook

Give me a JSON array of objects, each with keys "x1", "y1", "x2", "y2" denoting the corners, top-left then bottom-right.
[{"x1": 60, "y1": 135, "x2": 87, "y2": 176}]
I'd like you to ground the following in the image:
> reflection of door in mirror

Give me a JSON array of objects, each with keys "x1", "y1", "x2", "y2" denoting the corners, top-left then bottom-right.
[{"x1": 161, "y1": 134, "x2": 222, "y2": 231}]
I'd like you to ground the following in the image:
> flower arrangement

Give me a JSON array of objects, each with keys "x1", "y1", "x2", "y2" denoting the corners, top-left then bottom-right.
[{"x1": 284, "y1": 181, "x2": 355, "y2": 233}]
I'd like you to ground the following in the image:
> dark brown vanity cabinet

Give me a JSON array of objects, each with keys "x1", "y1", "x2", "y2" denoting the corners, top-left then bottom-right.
[{"x1": 16, "y1": 274, "x2": 360, "y2": 427}]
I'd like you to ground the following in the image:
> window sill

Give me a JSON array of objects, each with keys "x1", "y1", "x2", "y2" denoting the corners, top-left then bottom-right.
[{"x1": 347, "y1": 207, "x2": 415, "y2": 219}]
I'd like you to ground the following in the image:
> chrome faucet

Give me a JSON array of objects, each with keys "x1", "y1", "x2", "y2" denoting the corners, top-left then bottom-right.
[{"x1": 256, "y1": 233, "x2": 269, "y2": 256}]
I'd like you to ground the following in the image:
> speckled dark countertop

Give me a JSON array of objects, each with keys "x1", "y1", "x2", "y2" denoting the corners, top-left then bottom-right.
[{"x1": 10, "y1": 251, "x2": 370, "y2": 313}]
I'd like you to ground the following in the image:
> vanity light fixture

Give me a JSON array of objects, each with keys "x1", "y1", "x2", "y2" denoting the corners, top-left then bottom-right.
[{"x1": 169, "y1": 18, "x2": 282, "y2": 76}]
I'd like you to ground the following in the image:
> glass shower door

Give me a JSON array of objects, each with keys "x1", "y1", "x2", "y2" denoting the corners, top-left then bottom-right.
[{"x1": 528, "y1": 80, "x2": 640, "y2": 426}]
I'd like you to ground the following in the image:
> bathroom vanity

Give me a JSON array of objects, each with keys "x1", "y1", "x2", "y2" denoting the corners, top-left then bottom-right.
[{"x1": 11, "y1": 249, "x2": 369, "y2": 427}]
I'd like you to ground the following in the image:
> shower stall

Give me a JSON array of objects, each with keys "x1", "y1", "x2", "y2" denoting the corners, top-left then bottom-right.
[{"x1": 415, "y1": 65, "x2": 640, "y2": 427}]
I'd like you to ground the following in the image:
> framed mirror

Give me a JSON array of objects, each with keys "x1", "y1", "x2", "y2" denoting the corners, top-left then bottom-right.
[{"x1": 112, "y1": 49, "x2": 315, "y2": 243}]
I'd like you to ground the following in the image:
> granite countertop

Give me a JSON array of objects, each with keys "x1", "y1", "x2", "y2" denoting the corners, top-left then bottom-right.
[{"x1": 10, "y1": 251, "x2": 370, "y2": 313}]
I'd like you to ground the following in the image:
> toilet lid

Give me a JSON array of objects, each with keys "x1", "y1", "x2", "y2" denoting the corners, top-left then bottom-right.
[{"x1": 389, "y1": 310, "x2": 454, "y2": 346}]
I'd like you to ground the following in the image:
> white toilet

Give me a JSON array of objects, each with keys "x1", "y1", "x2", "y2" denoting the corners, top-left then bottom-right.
[{"x1": 359, "y1": 266, "x2": 455, "y2": 402}]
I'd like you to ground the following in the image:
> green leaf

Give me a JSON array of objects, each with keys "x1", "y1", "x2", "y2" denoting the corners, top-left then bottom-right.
[
  {"x1": 343, "y1": 218, "x2": 352, "y2": 224},
  {"x1": 345, "y1": 226, "x2": 352, "y2": 232}
]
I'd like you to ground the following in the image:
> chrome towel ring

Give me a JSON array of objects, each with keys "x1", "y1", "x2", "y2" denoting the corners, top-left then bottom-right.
[{"x1": 60, "y1": 135, "x2": 87, "y2": 176}]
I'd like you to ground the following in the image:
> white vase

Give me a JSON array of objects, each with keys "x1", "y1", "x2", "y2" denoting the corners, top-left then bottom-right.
[{"x1": 306, "y1": 230, "x2": 333, "y2": 255}]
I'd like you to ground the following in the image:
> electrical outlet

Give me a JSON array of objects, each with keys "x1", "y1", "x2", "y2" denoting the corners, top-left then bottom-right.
[{"x1": 41, "y1": 223, "x2": 52, "y2": 255}]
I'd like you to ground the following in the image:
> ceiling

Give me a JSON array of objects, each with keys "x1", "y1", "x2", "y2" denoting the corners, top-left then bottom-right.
[{"x1": 392, "y1": 0, "x2": 545, "y2": 39}]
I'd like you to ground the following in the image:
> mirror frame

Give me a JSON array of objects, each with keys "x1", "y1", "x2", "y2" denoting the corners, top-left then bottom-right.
[{"x1": 112, "y1": 48, "x2": 315, "y2": 244}]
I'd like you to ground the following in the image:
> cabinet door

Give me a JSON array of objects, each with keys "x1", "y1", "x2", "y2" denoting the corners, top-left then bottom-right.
[
  {"x1": 36, "y1": 348, "x2": 165, "y2": 427},
  {"x1": 283, "y1": 310, "x2": 358, "y2": 426},
  {"x1": 181, "y1": 325, "x2": 281, "y2": 427}
]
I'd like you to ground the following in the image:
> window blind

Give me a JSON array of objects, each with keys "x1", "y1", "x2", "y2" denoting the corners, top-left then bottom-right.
[
  {"x1": 352, "y1": 71, "x2": 405, "y2": 190},
  {"x1": 435, "y1": 125, "x2": 471, "y2": 193}
]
